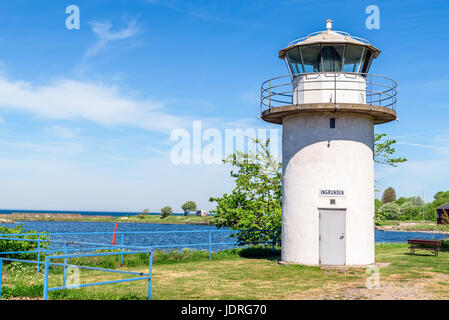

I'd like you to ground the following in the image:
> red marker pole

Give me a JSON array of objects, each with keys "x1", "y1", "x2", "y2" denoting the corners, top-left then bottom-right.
[{"x1": 112, "y1": 222, "x2": 118, "y2": 245}]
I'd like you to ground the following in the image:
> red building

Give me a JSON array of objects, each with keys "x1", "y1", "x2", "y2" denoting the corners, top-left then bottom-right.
[{"x1": 437, "y1": 201, "x2": 449, "y2": 224}]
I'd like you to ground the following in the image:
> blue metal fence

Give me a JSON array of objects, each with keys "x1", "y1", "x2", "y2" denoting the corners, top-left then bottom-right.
[
  {"x1": 0, "y1": 237, "x2": 153, "y2": 300},
  {"x1": 0, "y1": 229, "x2": 280, "y2": 300}
]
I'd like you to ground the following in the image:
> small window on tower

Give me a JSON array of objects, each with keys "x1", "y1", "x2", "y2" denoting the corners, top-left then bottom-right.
[
  {"x1": 330, "y1": 118, "x2": 336, "y2": 128},
  {"x1": 330, "y1": 199, "x2": 336, "y2": 205}
]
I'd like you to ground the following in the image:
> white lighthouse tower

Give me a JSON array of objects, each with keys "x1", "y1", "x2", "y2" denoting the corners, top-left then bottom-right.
[{"x1": 261, "y1": 20, "x2": 397, "y2": 266}]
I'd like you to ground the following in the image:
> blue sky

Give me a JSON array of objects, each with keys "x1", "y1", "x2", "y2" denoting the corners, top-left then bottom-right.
[{"x1": 0, "y1": 0, "x2": 448, "y2": 212}]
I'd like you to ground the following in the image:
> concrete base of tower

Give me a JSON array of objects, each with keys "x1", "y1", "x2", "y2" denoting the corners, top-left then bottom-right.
[{"x1": 280, "y1": 112, "x2": 375, "y2": 267}]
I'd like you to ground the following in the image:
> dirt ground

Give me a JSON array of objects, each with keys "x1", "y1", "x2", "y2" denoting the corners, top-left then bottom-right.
[{"x1": 285, "y1": 272, "x2": 449, "y2": 300}]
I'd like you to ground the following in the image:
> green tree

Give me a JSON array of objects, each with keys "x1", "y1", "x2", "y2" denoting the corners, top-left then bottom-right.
[
  {"x1": 375, "y1": 199, "x2": 383, "y2": 213},
  {"x1": 425, "y1": 191, "x2": 449, "y2": 221},
  {"x1": 161, "y1": 206, "x2": 173, "y2": 218},
  {"x1": 394, "y1": 197, "x2": 409, "y2": 206},
  {"x1": 137, "y1": 208, "x2": 150, "y2": 219},
  {"x1": 374, "y1": 133, "x2": 407, "y2": 167},
  {"x1": 399, "y1": 202, "x2": 421, "y2": 221},
  {"x1": 181, "y1": 201, "x2": 197, "y2": 216},
  {"x1": 378, "y1": 202, "x2": 401, "y2": 220},
  {"x1": 382, "y1": 187, "x2": 396, "y2": 203},
  {"x1": 210, "y1": 139, "x2": 282, "y2": 244}
]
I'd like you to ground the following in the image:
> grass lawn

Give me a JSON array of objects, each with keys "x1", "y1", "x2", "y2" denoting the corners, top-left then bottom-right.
[{"x1": 2, "y1": 244, "x2": 449, "y2": 300}]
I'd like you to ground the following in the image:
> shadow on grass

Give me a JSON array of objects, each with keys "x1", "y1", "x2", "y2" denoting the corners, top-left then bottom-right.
[
  {"x1": 238, "y1": 246, "x2": 281, "y2": 261},
  {"x1": 405, "y1": 252, "x2": 439, "y2": 257}
]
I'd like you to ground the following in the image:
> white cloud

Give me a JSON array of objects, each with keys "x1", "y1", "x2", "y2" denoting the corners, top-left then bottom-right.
[
  {"x1": 46, "y1": 125, "x2": 80, "y2": 139},
  {"x1": 0, "y1": 140, "x2": 85, "y2": 157},
  {"x1": 0, "y1": 155, "x2": 233, "y2": 212},
  {"x1": 397, "y1": 142, "x2": 449, "y2": 152},
  {"x1": 0, "y1": 76, "x2": 188, "y2": 133},
  {"x1": 376, "y1": 157, "x2": 449, "y2": 202},
  {"x1": 85, "y1": 19, "x2": 140, "y2": 58}
]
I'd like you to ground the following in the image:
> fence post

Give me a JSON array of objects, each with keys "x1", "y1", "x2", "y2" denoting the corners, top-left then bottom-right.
[
  {"x1": 120, "y1": 232, "x2": 124, "y2": 266},
  {"x1": 208, "y1": 231, "x2": 212, "y2": 260},
  {"x1": 148, "y1": 251, "x2": 153, "y2": 300},
  {"x1": 43, "y1": 257, "x2": 49, "y2": 300},
  {"x1": 37, "y1": 234, "x2": 41, "y2": 273},
  {"x1": 0, "y1": 259, "x2": 3, "y2": 300},
  {"x1": 272, "y1": 230, "x2": 276, "y2": 252},
  {"x1": 63, "y1": 242, "x2": 68, "y2": 287}
]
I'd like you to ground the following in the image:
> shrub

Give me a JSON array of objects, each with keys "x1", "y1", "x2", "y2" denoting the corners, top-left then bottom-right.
[
  {"x1": 378, "y1": 202, "x2": 401, "y2": 220},
  {"x1": 161, "y1": 206, "x2": 172, "y2": 218},
  {"x1": 0, "y1": 225, "x2": 50, "y2": 261},
  {"x1": 399, "y1": 202, "x2": 422, "y2": 220},
  {"x1": 441, "y1": 239, "x2": 449, "y2": 251}
]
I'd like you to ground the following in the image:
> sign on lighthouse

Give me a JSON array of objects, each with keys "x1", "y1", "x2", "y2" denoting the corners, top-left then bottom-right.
[{"x1": 260, "y1": 20, "x2": 397, "y2": 266}]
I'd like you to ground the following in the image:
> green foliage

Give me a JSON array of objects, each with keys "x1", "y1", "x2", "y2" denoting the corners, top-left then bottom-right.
[
  {"x1": 399, "y1": 202, "x2": 422, "y2": 221},
  {"x1": 424, "y1": 191, "x2": 449, "y2": 221},
  {"x1": 394, "y1": 197, "x2": 409, "y2": 206},
  {"x1": 210, "y1": 139, "x2": 282, "y2": 244},
  {"x1": 374, "y1": 133, "x2": 407, "y2": 167},
  {"x1": 161, "y1": 206, "x2": 173, "y2": 218},
  {"x1": 378, "y1": 202, "x2": 401, "y2": 220},
  {"x1": 382, "y1": 187, "x2": 397, "y2": 203},
  {"x1": 1, "y1": 284, "x2": 44, "y2": 299},
  {"x1": 442, "y1": 240, "x2": 449, "y2": 251},
  {"x1": 181, "y1": 201, "x2": 197, "y2": 216},
  {"x1": 375, "y1": 199, "x2": 383, "y2": 212},
  {"x1": 0, "y1": 225, "x2": 50, "y2": 260},
  {"x1": 137, "y1": 208, "x2": 150, "y2": 219}
]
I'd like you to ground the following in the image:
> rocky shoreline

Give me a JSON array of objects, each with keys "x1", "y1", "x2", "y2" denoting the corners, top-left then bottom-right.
[
  {"x1": 0, "y1": 212, "x2": 214, "y2": 225},
  {"x1": 375, "y1": 225, "x2": 449, "y2": 235}
]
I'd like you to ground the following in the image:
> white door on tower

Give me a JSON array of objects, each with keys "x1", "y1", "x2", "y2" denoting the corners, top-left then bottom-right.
[{"x1": 319, "y1": 209, "x2": 346, "y2": 265}]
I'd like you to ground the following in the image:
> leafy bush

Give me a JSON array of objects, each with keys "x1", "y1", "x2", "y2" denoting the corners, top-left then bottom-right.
[
  {"x1": 399, "y1": 202, "x2": 422, "y2": 220},
  {"x1": 161, "y1": 206, "x2": 172, "y2": 218},
  {"x1": 1, "y1": 284, "x2": 44, "y2": 299},
  {"x1": 0, "y1": 225, "x2": 50, "y2": 260},
  {"x1": 441, "y1": 239, "x2": 449, "y2": 252},
  {"x1": 378, "y1": 202, "x2": 401, "y2": 220}
]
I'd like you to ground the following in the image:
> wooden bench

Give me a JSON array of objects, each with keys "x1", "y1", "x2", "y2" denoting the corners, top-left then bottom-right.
[{"x1": 408, "y1": 239, "x2": 441, "y2": 256}]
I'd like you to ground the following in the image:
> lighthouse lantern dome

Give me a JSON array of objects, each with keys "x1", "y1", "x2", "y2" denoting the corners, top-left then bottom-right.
[{"x1": 279, "y1": 20, "x2": 381, "y2": 75}]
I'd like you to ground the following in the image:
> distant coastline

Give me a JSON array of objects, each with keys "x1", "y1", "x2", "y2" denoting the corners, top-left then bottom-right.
[
  {"x1": 0, "y1": 209, "x2": 186, "y2": 217},
  {"x1": 0, "y1": 211, "x2": 214, "y2": 225}
]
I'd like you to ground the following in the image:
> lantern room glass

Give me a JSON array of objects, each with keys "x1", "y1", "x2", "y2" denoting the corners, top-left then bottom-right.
[
  {"x1": 299, "y1": 45, "x2": 321, "y2": 73},
  {"x1": 321, "y1": 44, "x2": 344, "y2": 72},
  {"x1": 284, "y1": 44, "x2": 374, "y2": 76},
  {"x1": 343, "y1": 45, "x2": 365, "y2": 73}
]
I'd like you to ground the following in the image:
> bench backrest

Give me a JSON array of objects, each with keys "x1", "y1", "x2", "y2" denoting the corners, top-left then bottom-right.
[{"x1": 408, "y1": 239, "x2": 441, "y2": 246}]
